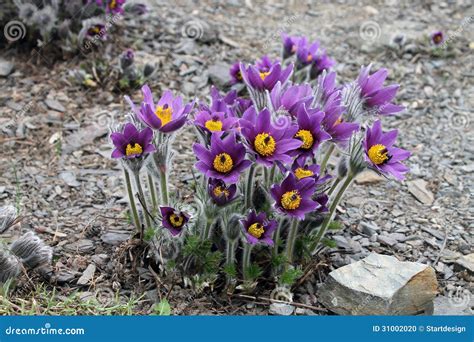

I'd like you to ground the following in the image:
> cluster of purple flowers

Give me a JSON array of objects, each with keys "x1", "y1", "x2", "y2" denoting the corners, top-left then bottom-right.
[{"x1": 109, "y1": 33, "x2": 410, "y2": 277}]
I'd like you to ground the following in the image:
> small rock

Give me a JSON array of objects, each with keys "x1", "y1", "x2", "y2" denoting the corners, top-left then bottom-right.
[
  {"x1": 65, "y1": 239, "x2": 95, "y2": 253},
  {"x1": 59, "y1": 171, "x2": 81, "y2": 187},
  {"x1": 377, "y1": 234, "x2": 397, "y2": 247},
  {"x1": 45, "y1": 99, "x2": 66, "y2": 112},
  {"x1": 407, "y1": 179, "x2": 434, "y2": 205},
  {"x1": 454, "y1": 254, "x2": 474, "y2": 274},
  {"x1": 77, "y1": 264, "x2": 96, "y2": 285},
  {"x1": 319, "y1": 253, "x2": 438, "y2": 315},
  {"x1": 54, "y1": 270, "x2": 77, "y2": 284},
  {"x1": 359, "y1": 222, "x2": 379, "y2": 236},
  {"x1": 355, "y1": 170, "x2": 384, "y2": 184},
  {"x1": 433, "y1": 294, "x2": 473, "y2": 315},
  {"x1": 207, "y1": 63, "x2": 230, "y2": 88},
  {"x1": 0, "y1": 58, "x2": 14, "y2": 77},
  {"x1": 101, "y1": 231, "x2": 130, "y2": 245},
  {"x1": 269, "y1": 303, "x2": 295, "y2": 316}
]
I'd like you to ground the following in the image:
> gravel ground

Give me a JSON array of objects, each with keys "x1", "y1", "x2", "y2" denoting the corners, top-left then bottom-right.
[{"x1": 0, "y1": 0, "x2": 472, "y2": 315}]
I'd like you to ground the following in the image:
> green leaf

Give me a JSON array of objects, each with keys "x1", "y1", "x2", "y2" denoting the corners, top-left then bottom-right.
[
  {"x1": 280, "y1": 268, "x2": 303, "y2": 286},
  {"x1": 328, "y1": 220, "x2": 343, "y2": 230},
  {"x1": 143, "y1": 227, "x2": 156, "y2": 242},
  {"x1": 322, "y1": 238, "x2": 337, "y2": 248},
  {"x1": 154, "y1": 299, "x2": 171, "y2": 316},
  {"x1": 244, "y1": 263, "x2": 262, "y2": 281}
]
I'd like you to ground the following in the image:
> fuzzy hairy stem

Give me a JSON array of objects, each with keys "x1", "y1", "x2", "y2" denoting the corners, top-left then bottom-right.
[
  {"x1": 272, "y1": 218, "x2": 285, "y2": 257},
  {"x1": 159, "y1": 168, "x2": 169, "y2": 205},
  {"x1": 327, "y1": 177, "x2": 342, "y2": 197},
  {"x1": 201, "y1": 216, "x2": 214, "y2": 240},
  {"x1": 242, "y1": 243, "x2": 253, "y2": 280},
  {"x1": 285, "y1": 218, "x2": 299, "y2": 265},
  {"x1": 245, "y1": 164, "x2": 256, "y2": 209},
  {"x1": 124, "y1": 168, "x2": 141, "y2": 232},
  {"x1": 133, "y1": 172, "x2": 152, "y2": 235},
  {"x1": 310, "y1": 173, "x2": 354, "y2": 254},
  {"x1": 320, "y1": 144, "x2": 335, "y2": 174},
  {"x1": 147, "y1": 173, "x2": 158, "y2": 211}
]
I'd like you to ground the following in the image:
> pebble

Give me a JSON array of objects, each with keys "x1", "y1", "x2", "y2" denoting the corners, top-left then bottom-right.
[
  {"x1": 77, "y1": 264, "x2": 96, "y2": 285},
  {"x1": 101, "y1": 231, "x2": 130, "y2": 245},
  {"x1": 407, "y1": 179, "x2": 435, "y2": 205},
  {"x1": 45, "y1": 99, "x2": 66, "y2": 112},
  {"x1": 454, "y1": 253, "x2": 474, "y2": 274},
  {"x1": 269, "y1": 303, "x2": 295, "y2": 316},
  {"x1": 0, "y1": 58, "x2": 14, "y2": 77}
]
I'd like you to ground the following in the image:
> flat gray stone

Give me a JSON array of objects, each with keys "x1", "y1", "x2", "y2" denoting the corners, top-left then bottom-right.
[
  {"x1": 207, "y1": 63, "x2": 230, "y2": 88},
  {"x1": 454, "y1": 253, "x2": 474, "y2": 274},
  {"x1": 77, "y1": 264, "x2": 96, "y2": 285},
  {"x1": 269, "y1": 303, "x2": 295, "y2": 316},
  {"x1": 45, "y1": 99, "x2": 66, "y2": 112},
  {"x1": 319, "y1": 253, "x2": 438, "y2": 315},
  {"x1": 0, "y1": 58, "x2": 14, "y2": 77},
  {"x1": 407, "y1": 179, "x2": 434, "y2": 205},
  {"x1": 101, "y1": 231, "x2": 129, "y2": 245}
]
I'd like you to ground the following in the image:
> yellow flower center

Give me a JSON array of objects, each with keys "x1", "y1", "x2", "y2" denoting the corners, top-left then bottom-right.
[
  {"x1": 281, "y1": 190, "x2": 301, "y2": 210},
  {"x1": 213, "y1": 186, "x2": 229, "y2": 198},
  {"x1": 169, "y1": 213, "x2": 184, "y2": 228},
  {"x1": 213, "y1": 153, "x2": 233, "y2": 173},
  {"x1": 236, "y1": 71, "x2": 242, "y2": 80},
  {"x1": 294, "y1": 167, "x2": 314, "y2": 179},
  {"x1": 125, "y1": 143, "x2": 143, "y2": 156},
  {"x1": 368, "y1": 144, "x2": 389, "y2": 165},
  {"x1": 307, "y1": 54, "x2": 313, "y2": 62},
  {"x1": 254, "y1": 133, "x2": 276, "y2": 156},
  {"x1": 205, "y1": 119, "x2": 223, "y2": 132},
  {"x1": 88, "y1": 26, "x2": 101, "y2": 35},
  {"x1": 260, "y1": 71, "x2": 270, "y2": 80},
  {"x1": 248, "y1": 222, "x2": 265, "y2": 239},
  {"x1": 109, "y1": 0, "x2": 117, "y2": 8},
  {"x1": 155, "y1": 105, "x2": 173, "y2": 126},
  {"x1": 295, "y1": 129, "x2": 314, "y2": 149}
]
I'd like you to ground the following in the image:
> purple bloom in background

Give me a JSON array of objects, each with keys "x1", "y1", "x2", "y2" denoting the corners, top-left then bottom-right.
[
  {"x1": 193, "y1": 132, "x2": 252, "y2": 183},
  {"x1": 110, "y1": 123, "x2": 155, "y2": 159},
  {"x1": 194, "y1": 110, "x2": 238, "y2": 134},
  {"x1": 86, "y1": 23, "x2": 106, "y2": 38},
  {"x1": 296, "y1": 37, "x2": 319, "y2": 67},
  {"x1": 240, "y1": 210, "x2": 277, "y2": 246},
  {"x1": 310, "y1": 51, "x2": 336, "y2": 79},
  {"x1": 255, "y1": 55, "x2": 279, "y2": 72},
  {"x1": 120, "y1": 48, "x2": 134, "y2": 69},
  {"x1": 270, "y1": 173, "x2": 319, "y2": 220},
  {"x1": 160, "y1": 206, "x2": 189, "y2": 236},
  {"x1": 314, "y1": 193, "x2": 329, "y2": 213},
  {"x1": 229, "y1": 62, "x2": 243, "y2": 85},
  {"x1": 106, "y1": 0, "x2": 125, "y2": 14},
  {"x1": 270, "y1": 81, "x2": 313, "y2": 117},
  {"x1": 125, "y1": 85, "x2": 193, "y2": 133},
  {"x1": 291, "y1": 104, "x2": 331, "y2": 159},
  {"x1": 431, "y1": 31, "x2": 444, "y2": 45},
  {"x1": 208, "y1": 178, "x2": 237, "y2": 206},
  {"x1": 240, "y1": 107, "x2": 301, "y2": 167},
  {"x1": 357, "y1": 65, "x2": 404, "y2": 115},
  {"x1": 239, "y1": 62, "x2": 293, "y2": 92},
  {"x1": 363, "y1": 120, "x2": 410, "y2": 181},
  {"x1": 281, "y1": 33, "x2": 299, "y2": 59},
  {"x1": 322, "y1": 99, "x2": 359, "y2": 147}
]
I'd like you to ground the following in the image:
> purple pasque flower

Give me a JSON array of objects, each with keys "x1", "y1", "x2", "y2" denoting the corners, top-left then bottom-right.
[
  {"x1": 120, "y1": 48, "x2": 134, "y2": 69},
  {"x1": 281, "y1": 33, "x2": 299, "y2": 59},
  {"x1": 431, "y1": 31, "x2": 444, "y2": 45},
  {"x1": 194, "y1": 110, "x2": 238, "y2": 134},
  {"x1": 239, "y1": 62, "x2": 293, "y2": 92},
  {"x1": 363, "y1": 120, "x2": 410, "y2": 181},
  {"x1": 240, "y1": 210, "x2": 277, "y2": 246},
  {"x1": 125, "y1": 84, "x2": 193, "y2": 133},
  {"x1": 291, "y1": 158, "x2": 331, "y2": 185},
  {"x1": 270, "y1": 173, "x2": 319, "y2": 220},
  {"x1": 229, "y1": 62, "x2": 243, "y2": 85},
  {"x1": 239, "y1": 107, "x2": 302, "y2": 167},
  {"x1": 106, "y1": 0, "x2": 125, "y2": 14},
  {"x1": 86, "y1": 23, "x2": 106, "y2": 38},
  {"x1": 322, "y1": 99, "x2": 359, "y2": 147},
  {"x1": 357, "y1": 65, "x2": 404, "y2": 115},
  {"x1": 290, "y1": 104, "x2": 331, "y2": 159},
  {"x1": 208, "y1": 178, "x2": 237, "y2": 206},
  {"x1": 193, "y1": 132, "x2": 252, "y2": 184},
  {"x1": 110, "y1": 122, "x2": 155, "y2": 159},
  {"x1": 160, "y1": 206, "x2": 189, "y2": 236},
  {"x1": 310, "y1": 50, "x2": 336, "y2": 79},
  {"x1": 296, "y1": 37, "x2": 319, "y2": 67},
  {"x1": 255, "y1": 55, "x2": 279, "y2": 72},
  {"x1": 270, "y1": 81, "x2": 313, "y2": 117}
]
